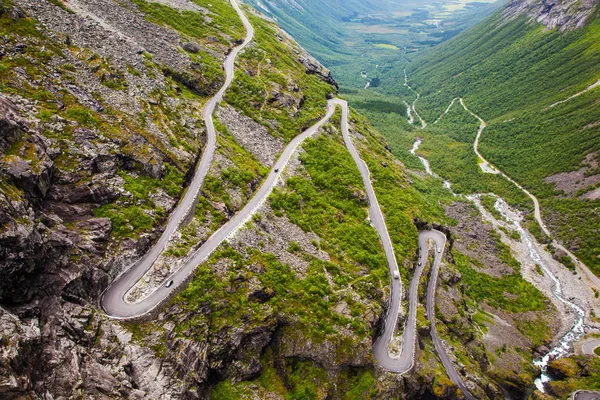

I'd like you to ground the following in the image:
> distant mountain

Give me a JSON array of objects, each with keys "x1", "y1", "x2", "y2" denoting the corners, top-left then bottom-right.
[
  {"x1": 244, "y1": 0, "x2": 504, "y2": 88},
  {"x1": 243, "y1": 0, "x2": 378, "y2": 63}
]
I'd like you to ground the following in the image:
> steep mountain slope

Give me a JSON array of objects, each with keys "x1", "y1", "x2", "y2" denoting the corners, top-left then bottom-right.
[
  {"x1": 387, "y1": 0, "x2": 600, "y2": 277},
  {"x1": 0, "y1": 0, "x2": 340, "y2": 396},
  {"x1": 244, "y1": 0, "x2": 373, "y2": 65},
  {"x1": 0, "y1": 0, "x2": 484, "y2": 398},
  {"x1": 0, "y1": 0, "x2": 588, "y2": 399}
]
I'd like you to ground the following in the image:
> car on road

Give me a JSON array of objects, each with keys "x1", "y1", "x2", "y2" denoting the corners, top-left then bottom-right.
[
  {"x1": 393, "y1": 271, "x2": 399, "y2": 280},
  {"x1": 165, "y1": 280, "x2": 174, "y2": 288},
  {"x1": 437, "y1": 247, "x2": 442, "y2": 253},
  {"x1": 274, "y1": 168, "x2": 279, "y2": 173},
  {"x1": 418, "y1": 261, "x2": 422, "y2": 266}
]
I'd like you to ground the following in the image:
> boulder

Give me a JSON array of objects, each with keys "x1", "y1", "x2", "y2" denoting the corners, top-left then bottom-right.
[
  {"x1": 181, "y1": 41, "x2": 200, "y2": 54},
  {"x1": 3, "y1": 154, "x2": 53, "y2": 198},
  {"x1": 48, "y1": 173, "x2": 123, "y2": 204}
]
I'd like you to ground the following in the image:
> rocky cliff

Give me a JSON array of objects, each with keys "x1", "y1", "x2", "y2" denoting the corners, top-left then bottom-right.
[
  {"x1": 0, "y1": 0, "x2": 341, "y2": 397},
  {"x1": 503, "y1": 0, "x2": 598, "y2": 31},
  {"x1": 0, "y1": 0, "x2": 583, "y2": 398}
]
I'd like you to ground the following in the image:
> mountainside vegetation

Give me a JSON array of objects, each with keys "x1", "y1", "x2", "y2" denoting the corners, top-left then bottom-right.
[
  {"x1": 392, "y1": 7, "x2": 600, "y2": 276},
  {"x1": 245, "y1": 0, "x2": 503, "y2": 88},
  {"x1": 1, "y1": 0, "x2": 599, "y2": 398}
]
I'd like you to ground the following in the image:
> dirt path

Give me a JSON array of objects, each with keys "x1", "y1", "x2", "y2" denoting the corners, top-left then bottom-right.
[
  {"x1": 433, "y1": 97, "x2": 459, "y2": 124},
  {"x1": 549, "y1": 78, "x2": 600, "y2": 108}
]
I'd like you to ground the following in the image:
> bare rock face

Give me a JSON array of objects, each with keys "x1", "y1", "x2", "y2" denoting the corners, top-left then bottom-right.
[
  {"x1": 0, "y1": 96, "x2": 114, "y2": 304},
  {"x1": 0, "y1": 307, "x2": 40, "y2": 399},
  {"x1": 297, "y1": 52, "x2": 338, "y2": 90},
  {"x1": 503, "y1": 0, "x2": 598, "y2": 31},
  {"x1": 277, "y1": 31, "x2": 338, "y2": 90},
  {"x1": 2, "y1": 130, "x2": 55, "y2": 198},
  {"x1": 0, "y1": 98, "x2": 26, "y2": 152}
]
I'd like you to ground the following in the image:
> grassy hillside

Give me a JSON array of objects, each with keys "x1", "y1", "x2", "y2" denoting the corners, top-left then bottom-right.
[{"x1": 373, "y1": 8, "x2": 600, "y2": 275}]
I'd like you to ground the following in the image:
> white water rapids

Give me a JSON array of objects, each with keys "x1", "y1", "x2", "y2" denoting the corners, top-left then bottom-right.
[
  {"x1": 490, "y1": 197, "x2": 586, "y2": 390},
  {"x1": 410, "y1": 138, "x2": 586, "y2": 391},
  {"x1": 410, "y1": 138, "x2": 452, "y2": 190}
]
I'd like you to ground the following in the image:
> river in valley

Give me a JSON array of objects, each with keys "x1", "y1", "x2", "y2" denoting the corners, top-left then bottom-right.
[{"x1": 410, "y1": 138, "x2": 587, "y2": 392}]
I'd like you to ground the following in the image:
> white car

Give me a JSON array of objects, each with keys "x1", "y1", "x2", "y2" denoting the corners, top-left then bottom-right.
[
  {"x1": 437, "y1": 247, "x2": 442, "y2": 253},
  {"x1": 393, "y1": 271, "x2": 400, "y2": 280},
  {"x1": 165, "y1": 280, "x2": 174, "y2": 288}
]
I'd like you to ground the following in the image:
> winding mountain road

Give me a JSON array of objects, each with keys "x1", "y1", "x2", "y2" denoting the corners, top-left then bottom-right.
[
  {"x1": 101, "y1": 0, "x2": 256, "y2": 318},
  {"x1": 102, "y1": 96, "x2": 336, "y2": 317},
  {"x1": 458, "y1": 98, "x2": 600, "y2": 292},
  {"x1": 100, "y1": 4, "x2": 473, "y2": 396},
  {"x1": 371, "y1": 230, "x2": 436, "y2": 373},
  {"x1": 573, "y1": 390, "x2": 600, "y2": 400},
  {"x1": 582, "y1": 339, "x2": 600, "y2": 356},
  {"x1": 370, "y1": 224, "x2": 474, "y2": 397},
  {"x1": 424, "y1": 230, "x2": 476, "y2": 400}
]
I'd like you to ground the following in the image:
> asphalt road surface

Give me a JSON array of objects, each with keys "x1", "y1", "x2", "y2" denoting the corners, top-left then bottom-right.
[
  {"x1": 102, "y1": 0, "x2": 255, "y2": 317},
  {"x1": 103, "y1": 98, "x2": 404, "y2": 323},
  {"x1": 371, "y1": 228, "x2": 474, "y2": 398},
  {"x1": 582, "y1": 339, "x2": 600, "y2": 356},
  {"x1": 100, "y1": 4, "x2": 477, "y2": 394},
  {"x1": 102, "y1": 99, "x2": 336, "y2": 318},
  {"x1": 371, "y1": 231, "x2": 432, "y2": 373},
  {"x1": 424, "y1": 230, "x2": 476, "y2": 400},
  {"x1": 573, "y1": 390, "x2": 600, "y2": 400}
]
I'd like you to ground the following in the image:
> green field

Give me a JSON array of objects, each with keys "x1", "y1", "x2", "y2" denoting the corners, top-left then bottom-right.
[{"x1": 373, "y1": 43, "x2": 400, "y2": 50}]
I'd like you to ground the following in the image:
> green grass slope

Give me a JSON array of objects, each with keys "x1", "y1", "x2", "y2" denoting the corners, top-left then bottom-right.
[{"x1": 383, "y1": 7, "x2": 600, "y2": 275}]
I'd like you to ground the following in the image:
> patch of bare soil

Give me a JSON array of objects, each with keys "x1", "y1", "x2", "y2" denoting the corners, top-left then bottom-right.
[{"x1": 544, "y1": 152, "x2": 600, "y2": 199}]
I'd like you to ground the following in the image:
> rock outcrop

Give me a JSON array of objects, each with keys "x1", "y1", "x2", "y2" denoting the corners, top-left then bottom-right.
[
  {"x1": 0, "y1": 0, "x2": 341, "y2": 398},
  {"x1": 503, "y1": 0, "x2": 598, "y2": 31}
]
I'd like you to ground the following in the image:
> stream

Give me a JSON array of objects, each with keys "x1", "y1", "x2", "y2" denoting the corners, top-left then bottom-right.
[
  {"x1": 410, "y1": 138, "x2": 452, "y2": 190},
  {"x1": 410, "y1": 138, "x2": 586, "y2": 392},
  {"x1": 490, "y1": 197, "x2": 586, "y2": 390}
]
